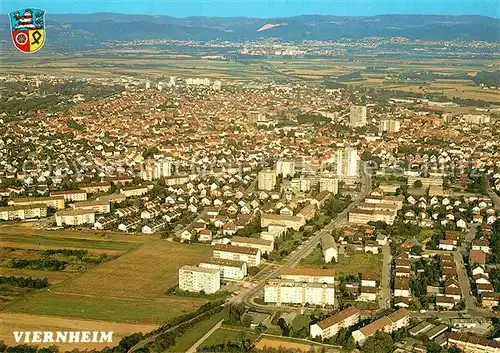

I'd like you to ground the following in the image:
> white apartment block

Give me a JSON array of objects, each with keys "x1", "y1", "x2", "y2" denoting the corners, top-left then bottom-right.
[
  {"x1": 0, "y1": 204, "x2": 47, "y2": 221},
  {"x1": 55, "y1": 209, "x2": 95, "y2": 227},
  {"x1": 178, "y1": 265, "x2": 220, "y2": 294},
  {"x1": 213, "y1": 244, "x2": 261, "y2": 267},
  {"x1": 258, "y1": 169, "x2": 277, "y2": 191},
  {"x1": 154, "y1": 158, "x2": 173, "y2": 179},
  {"x1": 379, "y1": 119, "x2": 400, "y2": 133},
  {"x1": 319, "y1": 176, "x2": 339, "y2": 194},
  {"x1": 50, "y1": 190, "x2": 87, "y2": 202},
  {"x1": 276, "y1": 159, "x2": 295, "y2": 177},
  {"x1": 199, "y1": 257, "x2": 248, "y2": 280},
  {"x1": 264, "y1": 280, "x2": 335, "y2": 306},
  {"x1": 310, "y1": 307, "x2": 360, "y2": 340},
  {"x1": 231, "y1": 236, "x2": 274, "y2": 254},
  {"x1": 349, "y1": 105, "x2": 367, "y2": 127},
  {"x1": 336, "y1": 148, "x2": 358, "y2": 178}
]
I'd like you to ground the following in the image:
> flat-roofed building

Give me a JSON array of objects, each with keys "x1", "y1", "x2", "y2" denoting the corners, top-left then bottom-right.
[
  {"x1": 55, "y1": 209, "x2": 95, "y2": 226},
  {"x1": 310, "y1": 307, "x2": 360, "y2": 339},
  {"x1": 264, "y1": 279, "x2": 335, "y2": 306},
  {"x1": 199, "y1": 257, "x2": 247, "y2": 280},
  {"x1": 319, "y1": 176, "x2": 339, "y2": 194},
  {"x1": 213, "y1": 244, "x2": 261, "y2": 267},
  {"x1": 258, "y1": 169, "x2": 276, "y2": 191},
  {"x1": 276, "y1": 160, "x2": 295, "y2": 178},
  {"x1": 409, "y1": 322, "x2": 435, "y2": 337},
  {"x1": 178, "y1": 265, "x2": 220, "y2": 294},
  {"x1": 50, "y1": 190, "x2": 87, "y2": 202}
]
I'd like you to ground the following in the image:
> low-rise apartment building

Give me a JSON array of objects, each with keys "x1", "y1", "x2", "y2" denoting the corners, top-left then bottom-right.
[
  {"x1": 120, "y1": 186, "x2": 149, "y2": 197},
  {"x1": 8, "y1": 196, "x2": 65, "y2": 209},
  {"x1": 178, "y1": 265, "x2": 220, "y2": 294},
  {"x1": 213, "y1": 244, "x2": 261, "y2": 267},
  {"x1": 70, "y1": 200, "x2": 111, "y2": 214},
  {"x1": 0, "y1": 204, "x2": 47, "y2": 221},
  {"x1": 352, "y1": 309, "x2": 410, "y2": 344},
  {"x1": 199, "y1": 257, "x2": 247, "y2": 280},
  {"x1": 264, "y1": 279, "x2": 335, "y2": 306},
  {"x1": 231, "y1": 236, "x2": 274, "y2": 254},
  {"x1": 447, "y1": 332, "x2": 500, "y2": 353},
  {"x1": 55, "y1": 209, "x2": 95, "y2": 226},
  {"x1": 50, "y1": 190, "x2": 87, "y2": 202},
  {"x1": 310, "y1": 306, "x2": 360, "y2": 340},
  {"x1": 80, "y1": 182, "x2": 111, "y2": 194},
  {"x1": 261, "y1": 214, "x2": 305, "y2": 231}
]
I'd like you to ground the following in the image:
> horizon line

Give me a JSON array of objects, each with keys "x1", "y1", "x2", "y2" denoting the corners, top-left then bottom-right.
[{"x1": 4, "y1": 10, "x2": 500, "y2": 19}]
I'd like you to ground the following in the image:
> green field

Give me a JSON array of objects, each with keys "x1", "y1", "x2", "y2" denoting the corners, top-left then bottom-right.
[
  {"x1": 52, "y1": 240, "x2": 213, "y2": 298},
  {"x1": 291, "y1": 315, "x2": 311, "y2": 332},
  {"x1": 300, "y1": 249, "x2": 383, "y2": 277},
  {"x1": 7, "y1": 291, "x2": 207, "y2": 324},
  {"x1": 0, "y1": 233, "x2": 141, "y2": 252}
]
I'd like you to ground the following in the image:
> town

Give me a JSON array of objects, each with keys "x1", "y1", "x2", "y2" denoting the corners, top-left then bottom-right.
[{"x1": 1, "y1": 68, "x2": 499, "y2": 353}]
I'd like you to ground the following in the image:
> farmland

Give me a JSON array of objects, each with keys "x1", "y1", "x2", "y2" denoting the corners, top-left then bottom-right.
[
  {"x1": 3, "y1": 237, "x2": 214, "y2": 324},
  {"x1": 0, "y1": 222, "x2": 216, "y2": 348},
  {"x1": 1, "y1": 51, "x2": 497, "y2": 103},
  {"x1": 51, "y1": 240, "x2": 213, "y2": 298}
]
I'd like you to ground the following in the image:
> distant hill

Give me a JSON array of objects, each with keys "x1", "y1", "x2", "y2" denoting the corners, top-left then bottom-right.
[{"x1": 1, "y1": 13, "x2": 498, "y2": 49}]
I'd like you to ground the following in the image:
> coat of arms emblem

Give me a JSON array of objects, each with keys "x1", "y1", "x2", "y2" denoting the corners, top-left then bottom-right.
[{"x1": 9, "y1": 8, "x2": 46, "y2": 53}]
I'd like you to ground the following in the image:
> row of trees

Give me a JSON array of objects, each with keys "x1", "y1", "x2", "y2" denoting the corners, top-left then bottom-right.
[
  {"x1": 0, "y1": 276, "x2": 49, "y2": 289},
  {"x1": 9, "y1": 259, "x2": 67, "y2": 271}
]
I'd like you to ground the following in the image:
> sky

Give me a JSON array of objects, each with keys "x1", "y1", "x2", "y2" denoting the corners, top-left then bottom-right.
[{"x1": 3, "y1": 0, "x2": 500, "y2": 18}]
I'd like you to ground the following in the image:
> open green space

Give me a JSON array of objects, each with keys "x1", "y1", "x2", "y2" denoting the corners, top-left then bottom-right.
[
  {"x1": 200, "y1": 327, "x2": 258, "y2": 349},
  {"x1": 7, "y1": 291, "x2": 207, "y2": 324},
  {"x1": 300, "y1": 248, "x2": 383, "y2": 277},
  {"x1": 166, "y1": 311, "x2": 226, "y2": 352}
]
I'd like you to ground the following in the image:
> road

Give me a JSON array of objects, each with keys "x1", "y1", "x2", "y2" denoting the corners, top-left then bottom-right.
[
  {"x1": 229, "y1": 165, "x2": 372, "y2": 309},
  {"x1": 485, "y1": 176, "x2": 500, "y2": 211},
  {"x1": 186, "y1": 319, "x2": 224, "y2": 353},
  {"x1": 453, "y1": 250, "x2": 476, "y2": 310},
  {"x1": 379, "y1": 245, "x2": 392, "y2": 310}
]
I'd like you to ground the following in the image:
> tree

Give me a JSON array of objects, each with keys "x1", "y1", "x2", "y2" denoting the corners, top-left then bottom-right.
[
  {"x1": 361, "y1": 331, "x2": 394, "y2": 353},
  {"x1": 277, "y1": 317, "x2": 291, "y2": 336},
  {"x1": 413, "y1": 180, "x2": 423, "y2": 188},
  {"x1": 426, "y1": 341, "x2": 444, "y2": 353}
]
